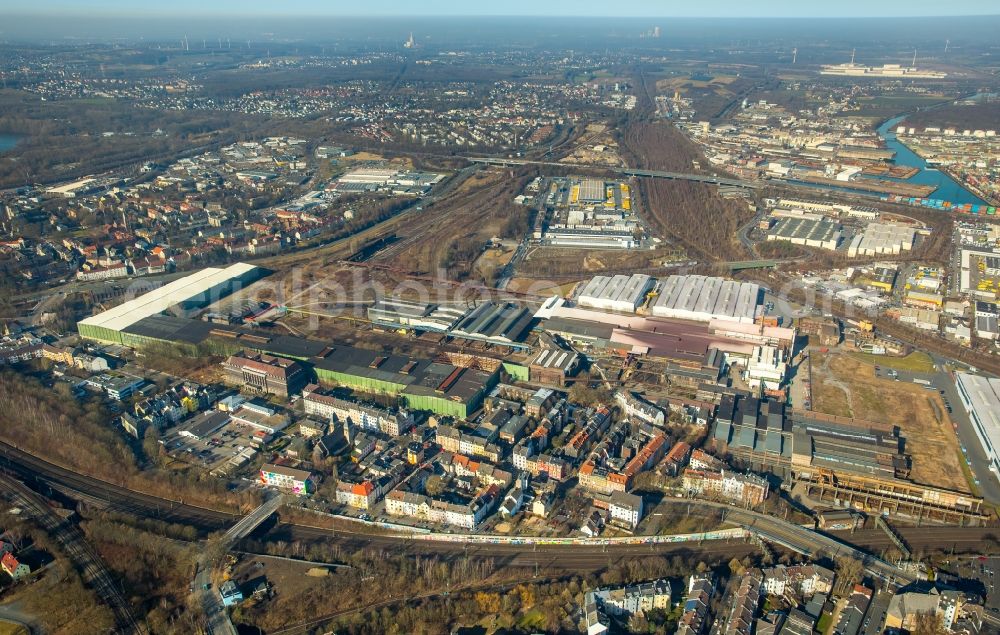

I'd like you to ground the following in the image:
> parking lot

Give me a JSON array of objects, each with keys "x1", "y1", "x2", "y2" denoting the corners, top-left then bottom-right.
[
  {"x1": 161, "y1": 417, "x2": 261, "y2": 476},
  {"x1": 943, "y1": 556, "x2": 1000, "y2": 612}
]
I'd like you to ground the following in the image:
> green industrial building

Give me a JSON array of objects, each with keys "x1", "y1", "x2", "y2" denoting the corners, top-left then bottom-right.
[{"x1": 77, "y1": 265, "x2": 498, "y2": 418}]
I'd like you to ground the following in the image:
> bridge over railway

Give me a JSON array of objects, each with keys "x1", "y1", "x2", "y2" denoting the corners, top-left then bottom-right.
[
  {"x1": 195, "y1": 494, "x2": 285, "y2": 635},
  {"x1": 469, "y1": 157, "x2": 762, "y2": 189}
]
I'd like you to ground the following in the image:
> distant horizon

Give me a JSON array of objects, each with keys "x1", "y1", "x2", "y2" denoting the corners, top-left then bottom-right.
[
  {"x1": 6, "y1": 11, "x2": 1000, "y2": 19},
  {"x1": 7, "y1": 12, "x2": 1000, "y2": 19},
  {"x1": 5, "y1": 9, "x2": 999, "y2": 45},
  {"x1": 5, "y1": 0, "x2": 1000, "y2": 19}
]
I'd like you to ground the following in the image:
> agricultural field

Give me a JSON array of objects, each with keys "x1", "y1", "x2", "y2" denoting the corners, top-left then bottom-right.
[{"x1": 810, "y1": 352, "x2": 968, "y2": 493}]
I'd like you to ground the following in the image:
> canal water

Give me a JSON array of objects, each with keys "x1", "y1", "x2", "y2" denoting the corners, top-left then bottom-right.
[{"x1": 876, "y1": 115, "x2": 986, "y2": 206}]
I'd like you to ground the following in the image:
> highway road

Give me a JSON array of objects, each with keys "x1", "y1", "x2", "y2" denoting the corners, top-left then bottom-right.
[{"x1": 469, "y1": 157, "x2": 761, "y2": 190}]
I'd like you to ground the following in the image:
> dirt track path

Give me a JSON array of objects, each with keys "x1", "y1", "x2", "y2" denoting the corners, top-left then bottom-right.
[{"x1": 819, "y1": 353, "x2": 855, "y2": 417}]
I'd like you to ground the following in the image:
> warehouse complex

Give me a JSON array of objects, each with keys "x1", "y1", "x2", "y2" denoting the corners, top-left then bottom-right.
[
  {"x1": 766, "y1": 217, "x2": 842, "y2": 250},
  {"x1": 577, "y1": 274, "x2": 654, "y2": 313},
  {"x1": 368, "y1": 298, "x2": 467, "y2": 332},
  {"x1": 368, "y1": 299, "x2": 532, "y2": 349},
  {"x1": 651, "y1": 276, "x2": 761, "y2": 324},
  {"x1": 847, "y1": 223, "x2": 916, "y2": 257},
  {"x1": 955, "y1": 372, "x2": 1000, "y2": 482},
  {"x1": 534, "y1": 175, "x2": 643, "y2": 250},
  {"x1": 77, "y1": 263, "x2": 265, "y2": 346},
  {"x1": 535, "y1": 296, "x2": 792, "y2": 369},
  {"x1": 312, "y1": 347, "x2": 497, "y2": 418},
  {"x1": 449, "y1": 302, "x2": 534, "y2": 348},
  {"x1": 543, "y1": 227, "x2": 640, "y2": 250}
]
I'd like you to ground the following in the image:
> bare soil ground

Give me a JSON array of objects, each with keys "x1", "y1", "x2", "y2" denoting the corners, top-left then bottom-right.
[
  {"x1": 506, "y1": 278, "x2": 580, "y2": 297},
  {"x1": 810, "y1": 352, "x2": 968, "y2": 493},
  {"x1": 472, "y1": 246, "x2": 516, "y2": 283},
  {"x1": 516, "y1": 246, "x2": 664, "y2": 279},
  {"x1": 231, "y1": 554, "x2": 336, "y2": 610}
]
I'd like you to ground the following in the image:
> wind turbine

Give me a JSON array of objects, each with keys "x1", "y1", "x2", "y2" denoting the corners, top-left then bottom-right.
[{"x1": 792, "y1": 48, "x2": 798, "y2": 64}]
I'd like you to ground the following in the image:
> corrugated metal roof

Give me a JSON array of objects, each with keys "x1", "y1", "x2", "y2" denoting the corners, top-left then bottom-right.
[
  {"x1": 79, "y1": 263, "x2": 260, "y2": 332},
  {"x1": 577, "y1": 274, "x2": 652, "y2": 310},
  {"x1": 651, "y1": 275, "x2": 759, "y2": 323},
  {"x1": 957, "y1": 372, "x2": 1000, "y2": 467}
]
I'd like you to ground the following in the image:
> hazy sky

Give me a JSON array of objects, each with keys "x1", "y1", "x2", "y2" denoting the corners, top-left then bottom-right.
[{"x1": 10, "y1": 0, "x2": 1000, "y2": 17}]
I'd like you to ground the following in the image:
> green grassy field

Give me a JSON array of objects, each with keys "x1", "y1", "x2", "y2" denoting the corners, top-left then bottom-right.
[{"x1": 850, "y1": 351, "x2": 936, "y2": 373}]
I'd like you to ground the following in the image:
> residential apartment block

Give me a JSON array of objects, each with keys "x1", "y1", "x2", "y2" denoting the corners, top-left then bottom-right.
[
  {"x1": 259, "y1": 463, "x2": 315, "y2": 495},
  {"x1": 682, "y1": 469, "x2": 770, "y2": 507},
  {"x1": 302, "y1": 385, "x2": 413, "y2": 436}
]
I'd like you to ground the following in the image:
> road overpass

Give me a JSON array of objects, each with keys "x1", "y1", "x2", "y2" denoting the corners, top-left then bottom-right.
[
  {"x1": 468, "y1": 157, "x2": 761, "y2": 189},
  {"x1": 195, "y1": 494, "x2": 284, "y2": 635},
  {"x1": 726, "y1": 259, "x2": 779, "y2": 271}
]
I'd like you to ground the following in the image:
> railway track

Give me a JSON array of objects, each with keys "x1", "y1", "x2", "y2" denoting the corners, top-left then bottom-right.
[
  {"x1": 0, "y1": 441, "x2": 236, "y2": 531},
  {"x1": 0, "y1": 475, "x2": 146, "y2": 635},
  {"x1": 369, "y1": 169, "x2": 520, "y2": 268},
  {"x1": 3, "y1": 441, "x2": 999, "y2": 581}
]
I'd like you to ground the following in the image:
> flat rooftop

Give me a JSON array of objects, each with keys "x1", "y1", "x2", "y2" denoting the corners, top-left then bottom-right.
[
  {"x1": 313, "y1": 346, "x2": 491, "y2": 404},
  {"x1": 651, "y1": 275, "x2": 760, "y2": 323},
  {"x1": 770, "y1": 217, "x2": 841, "y2": 242},
  {"x1": 79, "y1": 263, "x2": 262, "y2": 332},
  {"x1": 955, "y1": 372, "x2": 1000, "y2": 472}
]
